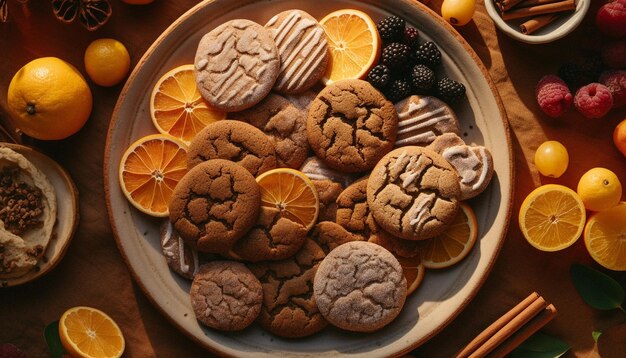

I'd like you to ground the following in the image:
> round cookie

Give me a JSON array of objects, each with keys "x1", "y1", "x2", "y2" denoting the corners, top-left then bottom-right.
[
  {"x1": 160, "y1": 220, "x2": 200, "y2": 280},
  {"x1": 230, "y1": 93, "x2": 308, "y2": 168},
  {"x1": 307, "y1": 79, "x2": 398, "y2": 173},
  {"x1": 230, "y1": 206, "x2": 307, "y2": 262},
  {"x1": 428, "y1": 133, "x2": 494, "y2": 200},
  {"x1": 394, "y1": 95, "x2": 460, "y2": 147},
  {"x1": 190, "y1": 261, "x2": 262, "y2": 331},
  {"x1": 194, "y1": 19, "x2": 279, "y2": 112},
  {"x1": 265, "y1": 10, "x2": 329, "y2": 94},
  {"x1": 367, "y1": 146, "x2": 461, "y2": 241},
  {"x1": 286, "y1": 90, "x2": 318, "y2": 111},
  {"x1": 310, "y1": 221, "x2": 363, "y2": 255},
  {"x1": 313, "y1": 241, "x2": 407, "y2": 332},
  {"x1": 187, "y1": 120, "x2": 277, "y2": 177},
  {"x1": 249, "y1": 239, "x2": 328, "y2": 338},
  {"x1": 300, "y1": 157, "x2": 356, "y2": 188},
  {"x1": 312, "y1": 179, "x2": 343, "y2": 222},
  {"x1": 169, "y1": 159, "x2": 261, "y2": 254}
]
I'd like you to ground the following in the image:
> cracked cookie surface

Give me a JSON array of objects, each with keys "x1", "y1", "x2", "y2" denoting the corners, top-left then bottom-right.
[
  {"x1": 394, "y1": 95, "x2": 460, "y2": 147},
  {"x1": 249, "y1": 239, "x2": 327, "y2": 338},
  {"x1": 230, "y1": 93, "x2": 308, "y2": 168},
  {"x1": 190, "y1": 261, "x2": 262, "y2": 331},
  {"x1": 230, "y1": 206, "x2": 307, "y2": 262},
  {"x1": 187, "y1": 120, "x2": 277, "y2": 177},
  {"x1": 194, "y1": 19, "x2": 279, "y2": 112},
  {"x1": 169, "y1": 159, "x2": 260, "y2": 254},
  {"x1": 367, "y1": 146, "x2": 460, "y2": 240},
  {"x1": 310, "y1": 221, "x2": 362, "y2": 255},
  {"x1": 307, "y1": 79, "x2": 398, "y2": 173},
  {"x1": 313, "y1": 241, "x2": 407, "y2": 332},
  {"x1": 312, "y1": 179, "x2": 343, "y2": 222}
]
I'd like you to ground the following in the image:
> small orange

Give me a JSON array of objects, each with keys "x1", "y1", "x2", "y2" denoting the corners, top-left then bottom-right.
[
  {"x1": 613, "y1": 118, "x2": 626, "y2": 157},
  {"x1": 150, "y1": 64, "x2": 225, "y2": 145},
  {"x1": 397, "y1": 256, "x2": 426, "y2": 296},
  {"x1": 255, "y1": 168, "x2": 319, "y2": 231},
  {"x1": 59, "y1": 306, "x2": 125, "y2": 358},
  {"x1": 584, "y1": 202, "x2": 626, "y2": 271},
  {"x1": 319, "y1": 9, "x2": 381, "y2": 84},
  {"x1": 417, "y1": 203, "x2": 478, "y2": 268},
  {"x1": 119, "y1": 134, "x2": 188, "y2": 217},
  {"x1": 84, "y1": 39, "x2": 131, "y2": 87}
]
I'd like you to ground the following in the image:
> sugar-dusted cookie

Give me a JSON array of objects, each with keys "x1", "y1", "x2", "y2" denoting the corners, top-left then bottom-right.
[
  {"x1": 187, "y1": 120, "x2": 277, "y2": 177},
  {"x1": 194, "y1": 19, "x2": 279, "y2": 112},
  {"x1": 169, "y1": 160, "x2": 260, "y2": 254},
  {"x1": 313, "y1": 241, "x2": 407, "y2": 332},
  {"x1": 249, "y1": 239, "x2": 328, "y2": 338},
  {"x1": 312, "y1": 179, "x2": 343, "y2": 222},
  {"x1": 160, "y1": 220, "x2": 199, "y2": 280},
  {"x1": 394, "y1": 95, "x2": 460, "y2": 147},
  {"x1": 428, "y1": 133, "x2": 494, "y2": 200},
  {"x1": 265, "y1": 10, "x2": 329, "y2": 94},
  {"x1": 367, "y1": 146, "x2": 461, "y2": 240},
  {"x1": 230, "y1": 93, "x2": 309, "y2": 168},
  {"x1": 299, "y1": 157, "x2": 356, "y2": 188},
  {"x1": 310, "y1": 221, "x2": 363, "y2": 255},
  {"x1": 190, "y1": 261, "x2": 262, "y2": 331},
  {"x1": 307, "y1": 79, "x2": 398, "y2": 173}
]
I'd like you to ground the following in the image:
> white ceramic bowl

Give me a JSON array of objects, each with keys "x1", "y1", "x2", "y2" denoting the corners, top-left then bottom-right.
[{"x1": 485, "y1": 0, "x2": 590, "y2": 44}]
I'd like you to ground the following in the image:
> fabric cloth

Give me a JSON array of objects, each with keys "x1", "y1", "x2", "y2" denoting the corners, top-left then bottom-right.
[{"x1": 0, "y1": 1, "x2": 624, "y2": 357}]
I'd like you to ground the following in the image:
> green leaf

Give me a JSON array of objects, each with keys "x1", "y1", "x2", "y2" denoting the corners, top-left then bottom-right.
[
  {"x1": 570, "y1": 264, "x2": 625, "y2": 311},
  {"x1": 592, "y1": 330, "x2": 602, "y2": 342},
  {"x1": 43, "y1": 321, "x2": 65, "y2": 358},
  {"x1": 509, "y1": 332, "x2": 570, "y2": 358}
]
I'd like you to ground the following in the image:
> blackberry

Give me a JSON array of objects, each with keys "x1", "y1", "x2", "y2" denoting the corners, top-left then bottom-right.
[
  {"x1": 377, "y1": 16, "x2": 405, "y2": 42},
  {"x1": 403, "y1": 27, "x2": 420, "y2": 49},
  {"x1": 367, "y1": 64, "x2": 391, "y2": 89},
  {"x1": 381, "y1": 42, "x2": 411, "y2": 67},
  {"x1": 385, "y1": 78, "x2": 411, "y2": 102},
  {"x1": 579, "y1": 54, "x2": 603, "y2": 82},
  {"x1": 414, "y1": 41, "x2": 442, "y2": 68},
  {"x1": 558, "y1": 62, "x2": 581, "y2": 89},
  {"x1": 411, "y1": 64, "x2": 435, "y2": 94},
  {"x1": 436, "y1": 78, "x2": 466, "y2": 103}
]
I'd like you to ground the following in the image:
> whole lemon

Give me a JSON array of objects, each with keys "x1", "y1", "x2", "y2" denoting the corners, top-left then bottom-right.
[
  {"x1": 441, "y1": 0, "x2": 476, "y2": 26},
  {"x1": 577, "y1": 167, "x2": 622, "y2": 212},
  {"x1": 7, "y1": 57, "x2": 92, "y2": 140},
  {"x1": 84, "y1": 38, "x2": 131, "y2": 87}
]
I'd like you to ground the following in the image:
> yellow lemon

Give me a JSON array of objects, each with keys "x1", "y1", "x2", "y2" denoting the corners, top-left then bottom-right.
[
  {"x1": 59, "y1": 306, "x2": 125, "y2": 358},
  {"x1": 584, "y1": 202, "x2": 626, "y2": 271},
  {"x1": 7, "y1": 57, "x2": 92, "y2": 140},
  {"x1": 577, "y1": 167, "x2": 622, "y2": 212},
  {"x1": 84, "y1": 38, "x2": 131, "y2": 87},
  {"x1": 441, "y1": 0, "x2": 476, "y2": 26}
]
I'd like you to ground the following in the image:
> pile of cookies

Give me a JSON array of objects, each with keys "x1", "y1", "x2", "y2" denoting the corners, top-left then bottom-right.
[{"x1": 143, "y1": 8, "x2": 495, "y2": 338}]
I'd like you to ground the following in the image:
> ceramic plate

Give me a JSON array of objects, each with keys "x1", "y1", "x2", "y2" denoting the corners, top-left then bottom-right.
[
  {"x1": 1, "y1": 143, "x2": 79, "y2": 288},
  {"x1": 104, "y1": 0, "x2": 514, "y2": 356}
]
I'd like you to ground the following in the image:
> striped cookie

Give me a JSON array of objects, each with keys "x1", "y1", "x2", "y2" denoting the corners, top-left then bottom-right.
[{"x1": 394, "y1": 95, "x2": 460, "y2": 147}]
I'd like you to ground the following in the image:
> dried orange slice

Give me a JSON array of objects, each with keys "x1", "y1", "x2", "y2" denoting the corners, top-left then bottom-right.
[
  {"x1": 397, "y1": 256, "x2": 426, "y2": 296},
  {"x1": 518, "y1": 184, "x2": 586, "y2": 252},
  {"x1": 319, "y1": 9, "x2": 381, "y2": 84},
  {"x1": 59, "y1": 306, "x2": 125, "y2": 358},
  {"x1": 256, "y1": 168, "x2": 319, "y2": 231},
  {"x1": 119, "y1": 134, "x2": 188, "y2": 217},
  {"x1": 584, "y1": 202, "x2": 626, "y2": 271},
  {"x1": 150, "y1": 64, "x2": 225, "y2": 145},
  {"x1": 417, "y1": 203, "x2": 478, "y2": 269}
]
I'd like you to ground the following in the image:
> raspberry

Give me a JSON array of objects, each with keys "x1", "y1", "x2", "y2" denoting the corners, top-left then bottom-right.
[
  {"x1": 403, "y1": 27, "x2": 420, "y2": 49},
  {"x1": 574, "y1": 83, "x2": 614, "y2": 119},
  {"x1": 601, "y1": 40, "x2": 626, "y2": 70},
  {"x1": 377, "y1": 16, "x2": 405, "y2": 43},
  {"x1": 535, "y1": 75, "x2": 573, "y2": 118},
  {"x1": 436, "y1": 78, "x2": 465, "y2": 104},
  {"x1": 414, "y1": 41, "x2": 442, "y2": 68},
  {"x1": 367, "y1": 64, "x2": 391, "y2": 89},
  {"x1": 381, "y1": 42, "x2": 411, "y2": 67},
  {"x1": 596, "y1": 0, "x2": 626, "y2": 38},
  {"x1": 385, "y1": 78, "x2": 411, "y2": 102},
  {"x1": 599, "y1": 70, "x2": 626, "y2": 109},
  {"x1": 410, "y1": 64, "x2": 435, "y2": 94}
]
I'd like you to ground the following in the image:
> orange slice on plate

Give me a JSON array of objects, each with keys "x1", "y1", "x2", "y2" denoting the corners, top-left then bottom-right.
[
  {"x1": 397, "y1": 256, "x2": 426, "y2": 296},
  {"x1": 417, "y1": 203, "x2": 478, "y2": 269},
  {"x1": 119, "y1": 134, "x2": 188, "y2": 217},
  {"x1": 256, "y1": 168, "x2": 319, "y2": 231},
  {"x1": 584, "y1": 202, "x2": 626, "y2": 271},
  {"x1": 319, "y1": 9, "x2": 381, "y2": 84},
  {"x1": 150, "y1": 64, "x2": 225, "y2": 145},
  {"x1": 518, "y1": 184, "x2": 586, "y2": 252},
  {"x1": 59, "y1": 306, "x2": 125, "y2": 358}
]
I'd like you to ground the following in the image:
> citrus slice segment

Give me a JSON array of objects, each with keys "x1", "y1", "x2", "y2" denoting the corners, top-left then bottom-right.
[
  {"x1": 119, "y1": 134, "x2": 188, "y2": 217},
  {"x1": 519, "y1": 184, "x2": 586, "y2": 252},
  {"x1": 150, "y1": 64, "x2": 225, "y2": 145},
  {"x1": 584, "y1": 202, "x2": 626, "y2": 271},
  {"x1": 319, "y1": 9, "x2": 381, "y2": 84},
  {"x1": 255, "y1": 168, "x2": 319, "y2": 231},
  {"x1": 417, "y1": 203, "x2": 478, "y2": 269},
  {"x1": 397, "y1": 256, "x2": 426, "y2": 296},
  {"x1": 59, "y1": 306, "x2": 125, "y2": 358}
]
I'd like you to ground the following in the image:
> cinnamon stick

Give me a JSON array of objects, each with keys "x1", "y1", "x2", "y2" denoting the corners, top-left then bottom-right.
[
  {"x1": 497, "y1": 0, "x2": 526, "y2": 12},
  {"x1": 501, "y1": 0, "x2": 575, "y2": 21},
  {"x1": 513, "y1": 0, "x2": 562, "y2": 9},
  {"x1": 519, "y1": 13, "x2": 561, "y2": 34}
]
